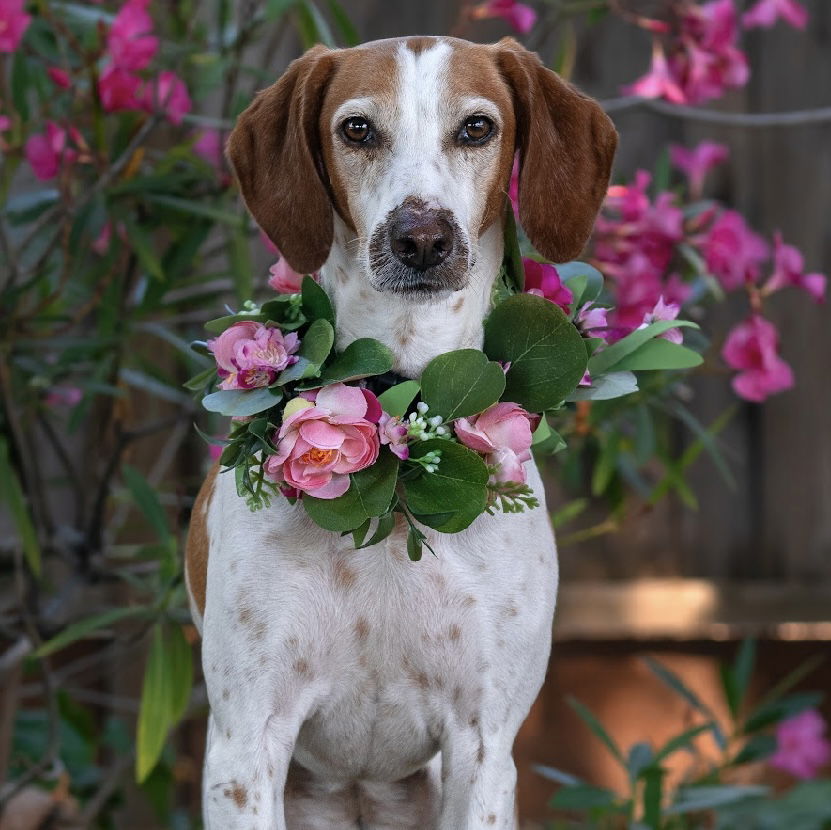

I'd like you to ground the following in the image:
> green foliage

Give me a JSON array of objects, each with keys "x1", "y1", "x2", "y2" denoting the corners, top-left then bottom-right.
[{"x1": 420, "y1": 349, "x2": 506, "y2": 420}]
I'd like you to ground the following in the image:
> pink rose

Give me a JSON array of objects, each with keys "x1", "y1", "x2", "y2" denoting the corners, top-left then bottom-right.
[
  {"x1": 722, "y1": 314, "x2": 794, "y2": 402},
  {"x1": 268, "y1": 258, "x2": 305, "y2": 294},
  {"x1": 379, "y1": 412, "x2": 409, "y2": 460},
  {"x1": 264, "y1": 384, "x2": 381, "y2": 499},
  {"x1": 0, "y1": 0, "x2": 31, "y2": 53},
  {"x1": 107, "y1": 0, "x2": 158, "y2": 71},
  {"x1": 208, "y1": 321, "x2": 300, "y2": 390},
  {"x1": 523, "y1": 258, "x2": 573, "y2": 314},
  {"x1": 454, "y1": 402, "x2": 540, "y2": 484},
  {"x1": 769, "y1": 709, "x2": 831, "y2": 779}
]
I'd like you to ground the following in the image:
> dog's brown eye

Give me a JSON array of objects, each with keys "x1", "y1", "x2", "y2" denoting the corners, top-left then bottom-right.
[
  {"x1": 458, "y1": 116, "x2": 494, "y2": 145},
  {"x1": 342, "y1": 117, "x2": 373, "y2": 144}
]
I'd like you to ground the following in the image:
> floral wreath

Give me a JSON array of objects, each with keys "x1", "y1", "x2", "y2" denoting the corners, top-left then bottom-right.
[{"x1": 188, "y1": 217, "x2": 702, "y2": 559}]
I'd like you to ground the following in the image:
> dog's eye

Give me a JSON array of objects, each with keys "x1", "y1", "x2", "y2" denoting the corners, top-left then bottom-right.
[
  {"x1": 458, "y1": 116, "x2": 494, "y2": 146},
  {"x1": 342, "y1": 117, "x2": 374, "y2": 144}
]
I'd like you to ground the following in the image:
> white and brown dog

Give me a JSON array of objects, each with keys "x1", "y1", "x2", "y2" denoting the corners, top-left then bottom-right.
[{"x1": 186, "y1": 35, "x2": 616, "y2": 830}]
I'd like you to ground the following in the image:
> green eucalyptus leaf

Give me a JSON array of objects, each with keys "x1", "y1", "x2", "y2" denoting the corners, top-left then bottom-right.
[
  {"x1": 277, "y1": 319, "x2": 334, "y2": 384},
  {"x1": 406, "y1": 526, "x2": 423, "y2": 561},
  {"x1": 203, "y1": 312, "x2": 269, "y2": 335},
  {"x1": 557, "y1": 261, "x2": 604, "y2": 309},
  {"x1": 356, "y1": 512, "x2": 397, "y2": 549},
  {"x1": 202, "y1": 386, "x2": 283, "y2": 417},
  {"x1": 612, "y1": 338, "x2": 703, "y2": 372},
  {"x1": 184, "y1": 366, "x2": 217, "y2": 392},
  {"x1": 484, "y1": 294, "x2": 587, "y2": 412},
  {"x1": 588, "y1": 320, "x2": 699, "y2": 376},
  {"x1": 315, "y1": 338, "x2": 394, "y2": 385},
  {"x1": 567, "y1": 371, "x2": 638, "y2": 402},
  {"x1": 377, "y1": 381, "x2": 420, "y2": 417},
  {"x1": 301, "y1": 275, "x2": 335, "y2": 324},
  {"x1": 420, "y1": 349, "x2": 506, "y2": 421}
]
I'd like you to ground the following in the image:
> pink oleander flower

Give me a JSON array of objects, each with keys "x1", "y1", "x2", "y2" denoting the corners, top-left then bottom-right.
[
  {"x1": 208, "y1": 321, "x2": 300, "y2": 390},
  {"x1": 670, "y1": 141, "x2": 729, "y2": 198},
  {"x1": 379, "y1": 412, "x2": 410, "y2": 460},
  {"x1": 0, "y1": 114, "x2": 9, "y2": 132},
  {"x1": 576, "y1": 304, "x2": 609, "y2": 337},
  {"x1": 700, "y1": 210, "x2": 769, "y2": 291},
  {"x1": 722, "y1": 314, "x2": 794, "y2": 402},
  {"x1": 640, "y1": 296, "x2": 683, "y2": 344},
  {"x1": 24, "y1": 122, "x2": 76, "y2": 181},
  {"x1": 471, "y1": 0, "x2": 537, "y2": 34},
  {"x1": 624, "y1": 42, "x2": 686, "y2": 103},
  {"x1": 743, "y1": 0, "x2": 808, "y2": 29},
  {"x1": 0, "y1": 0, "x2": 31, "y2": 53},
  {"x1": 44, "y1": 385, "x2": 83, "y2": 408},
  {"x1": 268, "y1": 258, "x2": 305, "y2": 294},
  {"x1": 47, "y1": 67, "x2": 71, "y2": 89},
  {"x1": 764, "y1": 232, "x2": 826, "y2": 303},
  {"x1": 144, "y1": 70, "x2": 191, "y2": 124},
  {"x1": 769, "y1": 710, "x2": 831, "y2": 779},
  {"x1": 193, "y1": 128, "x2": 222, "y2": 168},
  {"x1": 264, "y1": 384, "x2": 381, "y2": 499},
  {"x1": 523, "y1": 259, "x2": 573, "y2": 313},
  {"x1": 98, "y1": 64, "x2": 143, "y2": 113},
  {"x1": 107, "y1": 0, "x2": 158, "y2": 71},
  {"x1": 454, "y1": 402, "x2": 540, "y2": 485}
]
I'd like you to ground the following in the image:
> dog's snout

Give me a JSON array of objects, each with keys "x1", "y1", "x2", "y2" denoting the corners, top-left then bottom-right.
[{"x1": 389, "y1": 208, "x2": 455, "y2": 271}]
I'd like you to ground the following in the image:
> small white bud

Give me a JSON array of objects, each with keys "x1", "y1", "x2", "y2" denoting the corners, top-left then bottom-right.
[
  {"x1": 420, "y1": 433, "x2": 430, "y2": 441},
  {"x1": 408, "y1": 412, "x2": 417, "y2": 422},
  {"x1": 416, "y1": 402, "x2": 429, "y2": 414},
  {"x1": 428, "y1": 415, "x2": 443, "y2": 427},
  {"x1": 435, "y1": 426, "x2": 447, "y2": 436}
]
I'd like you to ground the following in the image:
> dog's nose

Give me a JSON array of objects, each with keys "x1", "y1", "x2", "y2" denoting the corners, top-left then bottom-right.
[{"x1": 389, "y1": 209, "x2": 454, "y2": 271}]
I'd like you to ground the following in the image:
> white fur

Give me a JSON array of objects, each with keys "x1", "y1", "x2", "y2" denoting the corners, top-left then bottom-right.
[{"x1": 195, "y1": 40, "x2": 559, "y2": 830}]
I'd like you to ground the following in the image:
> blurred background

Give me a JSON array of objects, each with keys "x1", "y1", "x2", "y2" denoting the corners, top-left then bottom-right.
[{"x1": 1, "y1": 0, "x2": 829, "y2": 827}]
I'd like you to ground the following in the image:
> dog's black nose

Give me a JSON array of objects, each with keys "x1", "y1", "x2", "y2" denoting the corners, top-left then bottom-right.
[{"x1": 389, "y1": 208, "x2": 454, "y2": 271}]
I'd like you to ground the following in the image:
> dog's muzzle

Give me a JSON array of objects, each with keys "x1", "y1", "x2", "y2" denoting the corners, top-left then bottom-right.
[{"x1": 389, "y1": 206, "x2": 454, "y2": 271}]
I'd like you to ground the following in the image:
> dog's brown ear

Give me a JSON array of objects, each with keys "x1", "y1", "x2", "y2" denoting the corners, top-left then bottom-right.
[
  {"x1": 496, "y1": 38, "x2": 617, "y2": 263},
  {"x1": 226, "y1": 45, "x2": 336, "y2": 274}
]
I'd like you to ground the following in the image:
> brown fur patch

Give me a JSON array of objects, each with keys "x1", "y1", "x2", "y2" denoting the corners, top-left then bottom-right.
[
  {"x1": 332, "y1": 558, "x2": 357, "y2": 590},
  {"x1": 293, "y1": 658, "x2": 311, "y2": 677},
  {"x1": 354, "y1": 616, "x2": 370, "y2": 640},
  {"x1": 229, "y1": 782, "x2": 248, "y2": 809},
  {"x1": 184, "y1": 462, "x2": 219, "y2": 622},
  {"x1": 448, "y1": 624, "x2": 462, "y2": 641}
]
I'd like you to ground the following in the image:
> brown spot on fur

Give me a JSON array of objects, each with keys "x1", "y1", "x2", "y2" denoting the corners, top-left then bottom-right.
[
  {"x1": 354, "y1": 617, "x2": 370, "y2": 640},
  {"x1": 332, "y1": 558, "x2": 357, "y2": 590},
  {"x1": 452, "y1": 296, "x2": 465, "y2": 313},
  {"x1": 222, "y1": 688, "x2": 230, "y2": 701},
  {"x1": 462, "y1": 595, "x2": 476, "y2": 607},
  {"x1": 184, "y1": 462, "x2": 219, "y2": 621},
  {"x1": 229, "y1": 782, "x2": 247, "y2": 809},
  {"x1": 293, "y1": 659, "x2": 311, "y2": 677},
  {"x1": 477, "y1": 743, "x2": 486, "y2": 764},
  {"x1": 487, "y1": 814, "x2": 497, "y2": 824},
  {"x1": 469, "y1": 716, "x2": 480, "y2": 728},
  {"x1": 226, "y1": 728, "x2": 232, "y2": 739},
  {"x1": 286, "y1": 636, "x2": 299, "y2": 650},
  {"x1": 448, "y1": 624, "x2": 462, "y2": 641},
  {"x1": 416, "y1": 672, "x2": 429, "y2": 689},
  {"x1": 238, "y1": 606, "x2": 252, "y2": 626}
]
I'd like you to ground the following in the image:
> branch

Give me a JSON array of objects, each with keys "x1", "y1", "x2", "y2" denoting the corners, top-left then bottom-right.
[{"x1": 601, "y1": 96, "x2": 831, "y2": 127}]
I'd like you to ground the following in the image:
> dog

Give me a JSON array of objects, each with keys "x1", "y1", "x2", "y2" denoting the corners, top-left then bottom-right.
[{"x1": 185, "y1": 35, "x2": 616, "y2": 830}]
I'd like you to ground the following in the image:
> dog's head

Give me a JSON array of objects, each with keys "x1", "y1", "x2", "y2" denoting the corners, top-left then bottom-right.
[{"x1": 227, "y1": 37, "x2": 617, "y2": 298}]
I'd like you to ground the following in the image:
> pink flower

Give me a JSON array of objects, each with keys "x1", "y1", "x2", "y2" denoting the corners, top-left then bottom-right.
[
  {"x1": 24, "y1": 122, "x2": 76, "y2": 181},
  {"x1": 44, "y1": 385, "x2": 83, "y2": 408},
  {"x1": 98, "y1": 64, "x2": 143, "y2": 113},
  {"x1": 264, "y1": 385, "x2": 381, "y2": 499},
  {"x1": 0, "y1": 0, "x2": 31, "y2": 53},
  {"x1": 92, "y1": 220, "x2": 127, "y2": 255},
  {"x1": 624, "y1": 42, "x2": 686, "y2": 103},
  {"x1": 700, "y1": 210, "x2": 769, "y2": 291},
  {"x1": 472, "y1": 0, "x2": 537, "y2": 34},
  {"x1": 639, "y1": 296, "x2": 683, "y2": 344},
  {"x1": 144, "y1": 70, "x2": 191, "y2": 124},
  {"x1": 260, "y1": 229, "x2": 280, "y2": 254},
  {"x1": 670, "y1": 141, "x2": 729, "y2": 198},
  {"x1": 743, "y1": 0, "x2": 808, "y2": 29},
  {"x1": 769, "y1": 710, "x2": 831, "y2": 779},
  {"x1": 523, "y1": 259, "x2": 573, "y2": 313},
  {"x1": 208, "y1": 321, "x2": 300, "y2": 390},
  {"x1": 379, "y1": 412, "x2": 409, "y2": 460},
  {"x1": 454, "y1": 402, "x2": 540, "y2": 484},
  {"x1": 193, "y1": 128, "x2": 223, "y2": 168},
  {"x1": 107, "y1": 0, "x2": 158, "y2": 71},
  {"x1": 722, "y1": 314, "x2": 794, "y2": 402},
  {"x1": 47, "y1": 67, "x2": 71, "y2": 89},
  {"x1": 576, "y1": 304, "x2": 609, "y2": 337},
  {"x1": 764, "y1": 232, "x2": 826, "y2": 303},
  {"x1": 268, "y1": 258, "x2": 305, "y2": 294},
  {"x1": 508, "y1": 155, "x2": 520, "y2": 219}
]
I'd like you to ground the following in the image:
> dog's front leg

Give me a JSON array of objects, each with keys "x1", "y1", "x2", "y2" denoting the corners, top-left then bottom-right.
[
  {"x1": 202, "y1": 687, "x2": 317, "y2": 830},
  {"x1": 438, "y1": 727, "x2": 518, "y2": 830}
]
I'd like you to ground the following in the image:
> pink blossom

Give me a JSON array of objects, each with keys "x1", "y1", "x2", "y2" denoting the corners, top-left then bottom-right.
[
  {"x1": 523, "y1": 259, "x2": 573, "y2": 313},
  {"x1": 193, "y1": 128, "x2": 223, "y2": 169},
  {"x1": 508, "y1": 155, "x2": 520, "y2": 219},
  {"x1": 264, "y1": 384, "x2": 381, "y2": 499},
  {"x1": 144, "y1": 71, "x2": 191, "y2": 124},
  {"x1": 47, "y1": 68, "x2": 71, "y2": 90},
  {"x1": 0, "y1": 114, "x2": 10, "y2": 132},
  {"x1": 576, "y1": 304, "x2": 608, "y2": 337},
  {"x1": 24, "y1": 123, "x2": 76, "y2": 181},
  {"x1": 769, "y1": 710, "x2": 831, "y2": 779},
  {"x1": 92, "y1": 221, "x2": 127, "y2": 255},
  {"x1": 722, "y1": 314, "x2": 794, "y2": 402},
  {"x1": 670, "y1": 141, "x2": 729, "y2": 198},
  {"x1": 208, "y1": 321, "x2": 300, "y2": 390},
  {"x1": 454, "y1": 402, "x2": 540, "y2": 484},
  {"x1": 639, "y1": 296, "x2": 683, "y2": 344},
  {"x1": 44, "y1": 385, "x2": 83, "y2": 408},
  {"x1": 0, "y1": 0, "x2": 31, "y2": 53},
  {"x1": 98, "y1": 64, "x2": 143, "y2": 113},
  {"x1": 764, "y1": 232, "x2": 826, "y2": 303},
  {"x1": 743, "y1": 0, "x2": 808, "y2": 29},
  {"x1": 471, "y1": 0, "x2": 537, "y2": 34},
  {"x1": 260, "y1": 229, "x2": 280, "y2": 254},
  {"x1": 624, "y1": 42, "x2": 686, "y2": 103},
  {"x1": 379, "y1": 412, "x2": 409, "y2": 460},
  {"x1": 268, "y1": 258, "x2": 305, "y2": 294},
  {"x1": 700, "y1": 210, "x2": 769, "y2": 291},
  {"x1": 107, "y1": 0, "x2": 159, "y2": 71}
]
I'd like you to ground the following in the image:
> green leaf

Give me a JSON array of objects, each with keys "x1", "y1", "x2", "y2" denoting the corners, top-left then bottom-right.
[
  {"x1": 266, "y1": 0, "x2": 298, "y2": 18},
  {"x1": 484, "y1": 293, "x2": 587, "y2": 412},
  {"x1": 122, "y1": 464, "x2": 171, "y2": 541},
  {"x1": 420, "y1": 349, "x2": 506, "y2": 421},
  {"x1": 666, "y1": 785, "x2": 767, "y2": 815},
  {"x1": 142, "y1": 193, "x2": 244, "y2": 227},
  {"x1": 350, "y1": 518, "x2": 371, "y2": 548},
  {"x1": 11, "y1": 50, "x2": 30, "y2": 121},
  {"x1": 202, "y1": 386, "x2": 283, "y2": 417},
  {"x1": 296, "y1": 0, "x2": 337, "y2": 47},
  {"x1": 122, "y1": 217, "x2": 165, "y2": 281},
  {"x1": 612, "y1": 338, "x2": 703, "y2": 371},
  {"x1": 184, "y1": 366, "x2": 217, "y2": 392},
  {"x1": 567, "y1": 696, "x2": 626, "y2": 765},
  {"x1": 568, "y1": 371, "x2": 638, "y2": 402},
  {"x1": 731, "y1": 734, "x2": 776, "y2": 766},
  {"x1": 326, "y1": 0, "x2": 359, "y2": 45},
  {"x1": 301, "y1": 275, "x2": 335, "y2": 324},
  {"x1": 557, "y1": 261, "x2": 604, "y2": 309},
  {"x1": 228, "y1": 224, "x2": 253, "y2": 305},
  {"x1": 744, "y1": 691, "x2": 824, "y2": 734},
  {"x1": 653, "y1": 723, "x2": 712, "y2": 763},
  {"x1": 0, "y1": 437, "x2": 41, "y2": 577},
  {"x1": 203, "y1": 311, "x2": 270, "y2": 335},
  {"x1": 315, "y1": 338, "x2": 394, "y2": 385},
  {"x1": 641, "y1": 766, "x2": 665, "y2": 829},
  {"x1": 549, "y1": 783, "x2": 618, "y2": 810},
  {"x1": 377, "y1": 380, "x2": 420, "y2": 417},
  {"x1": 532, "y1": 764, "x2": 582, "y2": 787},
  {"x1": 303, "y1": 450, "x2": 399, "y2": 532},
  {"x1": 136, "y1": 624, "x2": 193, "y2": 783},
  {"x1": 502, "y1": 208, "x2": 525, "y2": 292},
  {"x1": 588, "y1": 320, "x2": 698, "y2": 376},
  {"x1": 356, "y1": 511, "x2": 396, "y2": 549},
  {"x1": 4, "y1": 188, "x2": 59, "y2": 225},
  {"x1": 276, "y1": 318, "x2": 334, "y2": 384},
  {"x1": 404, "y1": 440, "x2": 489, "y2": 534},
  {"x1": 406, "y1": 525, "x2": 423, "y2": 561},
  {"x1": 627, "y1": 742, "x2": 654, "y2": 780},
  {"x1": 35, "y1": 606, "x2": 149, "y2": 658}
]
